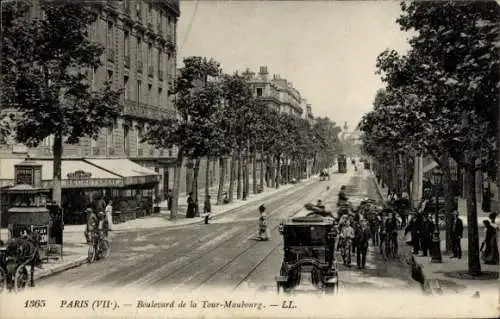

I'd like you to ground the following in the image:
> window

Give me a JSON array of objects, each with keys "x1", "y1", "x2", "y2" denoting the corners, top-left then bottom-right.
[
  {"x1": 136, "y1": 1, "x2": 141, "y2": 20},
  {"x1": 124, "y1": 30, "x2": 130, "y2": 56},
  {"x1": 148, "y1": 43, "x2": 152, "y2": 68},
  {"x1": 136, "y1": 124, "x2": 143, "y2": 150},
  {"x1": 159, "y1": 9, "x2": 163, "y2": 31},
  {"x1": 42, "y1": 135, "x2": 54, "y2": 147},
  {"x1": 137, "y1": 80, "x2": 142, "y2": 102},
  {"x1": 123, "y1": 124, "x2": 130, "y2": 156},
  {"x1": 137, "y1": 37, "x2": 142, "y2": 63},
  {"x1": 106, "y1": 21, "x2": 114, "y2": 50},
  {"x1": 90, "y1": 136, "x2": 97, "y2": 151},
  {"x1": 158, "y1": 87, "x2": 162, "y2": 106},
  {"x1": 106, "y1": 124, "x2": 114, "y2": 151},
  {"x1": 91, "y1": 67, "x2": 97, "y2": 90},
  {"x1": 147, "y1": 84, "x2": 152, "y2": 105},
  {"x1": 124, "y1": 76, "x2": 129, "y2": 99},
  {"x1": 107, "y1": 70, "x2": 113, "y2": 83},
  {"x1": 158, "y1": 48, "x2": 162, "y2": 71},
  {"x1": 256, "y1": 88, "x2": 263, "y2": 97},
  {"x1": 148, "y1": 2, "x2": 152, "y2": 22}
]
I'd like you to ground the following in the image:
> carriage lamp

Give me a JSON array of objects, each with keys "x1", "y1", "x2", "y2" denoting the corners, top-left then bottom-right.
[{"x1": 430, "y1": 168, "x2": 443, "y2": 263}]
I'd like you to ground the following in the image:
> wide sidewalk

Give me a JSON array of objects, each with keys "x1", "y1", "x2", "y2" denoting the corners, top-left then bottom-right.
[
  {"x1": 0, "y1": 168, "x2": 332, "y2": 281},
  {"x1": 372, "y1": 172, "x2": 499, "y2": 294}
]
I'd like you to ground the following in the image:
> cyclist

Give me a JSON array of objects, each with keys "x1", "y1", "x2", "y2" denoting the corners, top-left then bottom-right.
[
  {"x1": 384, "y1": 211, "x2": 399, "y2": 256},
  {"x1": 84, "y1": 208, "x2": 99, "y2": 244}
]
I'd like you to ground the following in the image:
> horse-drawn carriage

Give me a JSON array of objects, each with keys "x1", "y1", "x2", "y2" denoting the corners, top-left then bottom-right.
[
  {"x1": 275, "y1": 212, "x2": 339, "y2": 294},
  {"x1": 0, "y1": 231, "x2": 42, "y2": 293},
  {"x1": 319, "y1": 170, "x2": 330, "y2": 181}
]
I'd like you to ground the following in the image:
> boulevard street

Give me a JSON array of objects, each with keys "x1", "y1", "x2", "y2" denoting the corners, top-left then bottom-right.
[{"x1": 39, "y1": 168, "x2": 419, "y2": 293}]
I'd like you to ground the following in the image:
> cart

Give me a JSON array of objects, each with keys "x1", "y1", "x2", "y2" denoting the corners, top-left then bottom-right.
[{"x1": 275, "y1": 215, "x2": 339, "y2": 294}]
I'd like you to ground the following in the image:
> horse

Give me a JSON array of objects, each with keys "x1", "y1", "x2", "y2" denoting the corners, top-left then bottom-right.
[{"x1": 4, "y1": 230, "x2": 42, "y2": 290}]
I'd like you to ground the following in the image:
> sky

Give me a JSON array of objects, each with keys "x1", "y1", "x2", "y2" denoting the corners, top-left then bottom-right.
[{"x1": 176, "y1": 0, "x2": 411, "y2": 130}]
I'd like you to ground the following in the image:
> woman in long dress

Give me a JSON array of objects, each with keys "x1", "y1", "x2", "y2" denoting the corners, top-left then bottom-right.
[
  {"x1": 258, "y1": 204, "x2": 270, "y2": 241},
  {"x1": 481, "y1": 220, "x2": 499, "y2": 265}
]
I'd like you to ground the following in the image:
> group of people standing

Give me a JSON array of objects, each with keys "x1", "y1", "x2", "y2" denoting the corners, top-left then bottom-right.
[{"x1": 84, "y1": 197, "x2": 113, "y2": 243}]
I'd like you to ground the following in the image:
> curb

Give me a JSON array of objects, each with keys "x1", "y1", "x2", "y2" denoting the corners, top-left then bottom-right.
[
  {"x1": 36, "y1": 257, "x2": 88, "y2": 281},
  {"x1": 64, "y1": 176, "x2": 321, "y2": 234}
]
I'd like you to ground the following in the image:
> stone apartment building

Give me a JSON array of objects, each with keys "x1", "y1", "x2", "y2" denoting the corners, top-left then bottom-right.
[
  {"x1": 0, "y1": 0, "x2": 185, "y2": 197},
  {"x1": 241, "y1": 66, "x2": 305, "y2": 118}
]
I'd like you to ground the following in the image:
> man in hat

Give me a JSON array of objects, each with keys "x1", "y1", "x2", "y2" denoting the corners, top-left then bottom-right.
[{"x1": 450, "y1": 210, "x2": 464, "y2": 259}]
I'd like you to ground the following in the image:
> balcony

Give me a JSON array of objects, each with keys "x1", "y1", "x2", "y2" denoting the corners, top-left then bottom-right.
[
  {"x1": 92, "y1": 147, "x2": 100, "y2": 156},
  {"x1": 123, "y1": 99, "x2": 176, "y2": 121},
  {"x1": 158, "y1": 70, "x2": 164, "y2": 81},
  {"x1": 124, "y1": 55, "x2": 130, "y2": 67},
  {"x1": 148, "y1": 66, "x2": 154, "y2": 77},
  {"x1": 137, "y1": 61, "x2": 143, "y2": 73},
  {"x1": 107, "y1": 48, "x2": 115, "y2": 62}
]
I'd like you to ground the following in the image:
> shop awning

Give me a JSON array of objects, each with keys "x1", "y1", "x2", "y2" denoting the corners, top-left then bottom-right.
[
  {"x1": 0, "y1": 158, "x2": 123, "y2": 189},
  {"x1": 84, "y1": 159, "x2": 160, "y2": 186}
]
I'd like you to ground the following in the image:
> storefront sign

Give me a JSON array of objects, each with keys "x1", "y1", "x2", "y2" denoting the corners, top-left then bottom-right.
[
  {"x1": 62, "y1": 178, "x2": 123, "y2": 188},
  {"x1": 31, "y1": 225, "x2": 49, "y2": 245},
  {"x1": 67, "y1": 170, "x2": 92, "y2": 179},
  {"x1": 123, "y1": 175, "x2": 160, "y2": 186}
]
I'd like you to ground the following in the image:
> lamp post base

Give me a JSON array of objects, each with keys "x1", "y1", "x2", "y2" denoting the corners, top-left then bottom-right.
[{"x1": 430, "y1": 231, "x2": 442, "y2": 263}]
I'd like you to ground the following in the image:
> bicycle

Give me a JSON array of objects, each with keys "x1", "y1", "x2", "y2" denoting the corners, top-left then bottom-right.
[{"x1": 87, "y1": 230, "x2": 110, "y2": 263}]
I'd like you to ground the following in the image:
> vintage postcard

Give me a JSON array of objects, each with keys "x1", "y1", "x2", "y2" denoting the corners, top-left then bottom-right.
[{"x1": 0, "y1": 0, "x2": 498, "y2": 318}]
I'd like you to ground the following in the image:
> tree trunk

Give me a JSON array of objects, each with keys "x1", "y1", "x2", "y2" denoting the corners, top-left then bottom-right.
[
  {"x1": 465, "y1": 159, "x2": 482, "y2": 276},
  {"x1": 237, "y1": 150, "x2": 242, "y2": 200},
  {"x1": 170, "y1": 148, "x2": 184, "y2": 219},
  {"x1": 252, "y1": 152, "x2": 257, "y2": 194},
  {"x1": 260, "y1": 153, "x2": 265, "y2": 192},
  {"x1": 186, "y1": 159, "x2": 193, "y2": 195},
  {"x1": 242, "y1": 153, "x2": 247, "y2": 200},
  {"x1": 216, "y1": 157, "x2": 226, "y2": 205},
  {"x1": 439, "y1": 153, "x2": 454, "y2": 254},
  {"x1": 191, "y1": 157, "x2": 201, "y2": 217},
  {"x1": 270, "y1": 156, "x2": 276, "y2": 188},
  {"x1": 52, "y1": 131, "x2": 63, "y2": 205},
  {"x1": 245, "y1": 152, "x2": 250, "y2": 199},
  {"x1": 276, "y1": 154, "x2": 281, "y2": 189},
  {"x1": 205, "y1": 155, "x2": 210, "y2": 199},
  {"x1": 228, "y1": 152, "x2": 236, "y2": 202}
]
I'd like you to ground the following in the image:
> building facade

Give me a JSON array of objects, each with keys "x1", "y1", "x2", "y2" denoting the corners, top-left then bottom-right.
[
  {"x1": 242, "y1": 66, "x2": 304, "y2": 117},
  {"x1": 0, "y1": 0, "x2": 181, "y2": 197}
]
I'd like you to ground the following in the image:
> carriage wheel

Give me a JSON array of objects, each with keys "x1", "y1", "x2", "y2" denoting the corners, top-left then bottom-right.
[
  {"x1": 88, "y1": 244, "x2": 96, "y2": 263},
  {"x1": 0, "y1": 267, "x2": 7, "y2": 293},
  {"x1": 99, "y1": 240, "x2": 110, "y2": 259},
  {"x1": 14, "y1": 266, "x2": 29, "y2": 292}
]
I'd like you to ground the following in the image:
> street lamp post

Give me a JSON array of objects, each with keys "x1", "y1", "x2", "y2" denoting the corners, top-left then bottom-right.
[{"x1": 431, "y1": 168, "x2": 443, "y2": 263}]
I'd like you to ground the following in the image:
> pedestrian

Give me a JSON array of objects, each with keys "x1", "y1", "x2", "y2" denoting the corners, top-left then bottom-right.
[
  {"x1": 203, "y1": 195, "x2": 212, "y2": 224},
  {"x1": 405, "y1": 213, "x2": 422, "y2": 254},
  {"x1": 95, "y1": 195, "x2": 106, "y2": 215},
  {"x1": 186, "y1": 192, "x2": 195, "y2": 218},
  {"x1": 480, "y1": 220, "x2": 499, "y2": 265},
  {"x1": 421, "y1": 214, "x2": 433, "y2": 257},
  {"x1": 258, "y1": 204, "x2": 270, "y2": 241},
  {"x1": 489, "y1": 212, "x2": 499, "y2": 229},
  {"x1": 355, "y1": 220, "x2": 371, "y2": 269},
  {"x1": 368, "y1": 211, "x2": 380, "y2": 246},
  {"x1": 167, "y1": 189, "x2": 173, "y2": 211},
  {"x1": 450, "y1": 210, "x2": 464, "y2": 259},
  {"x1": 105, "y1": 200, "x2": 113, "y2": 231}
]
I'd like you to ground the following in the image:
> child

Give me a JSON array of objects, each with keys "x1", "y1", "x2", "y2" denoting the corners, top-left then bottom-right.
[{"x1": 258, "y1": 204, "x2": 270, "y2": 241}]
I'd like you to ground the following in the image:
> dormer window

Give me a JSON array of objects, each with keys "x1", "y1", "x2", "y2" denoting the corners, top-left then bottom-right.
[{"x1": 256, "y1": 88, "x2": 263, "y2": 97}]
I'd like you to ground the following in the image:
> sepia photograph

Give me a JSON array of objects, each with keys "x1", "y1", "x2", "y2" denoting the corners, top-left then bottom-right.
[{"x1": 0, "y1": 0, "x2": 498, "y2": 318}]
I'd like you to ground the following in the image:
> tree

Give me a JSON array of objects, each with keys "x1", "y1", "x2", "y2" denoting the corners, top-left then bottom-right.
[
  {"x1": 365, "y1": 0, "x2": 499, "y2": 275},
  {"x1": 2, "y1": 1, "x2": 121, "y2": 205},
  {"x1": 144, "y1": 56, "x2": 222, "y2": 219}
]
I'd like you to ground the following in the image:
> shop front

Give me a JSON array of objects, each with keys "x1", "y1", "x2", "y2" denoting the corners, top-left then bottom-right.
[{"x1": 0, "y1": 158, "x2": 160, "y2": 226}]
